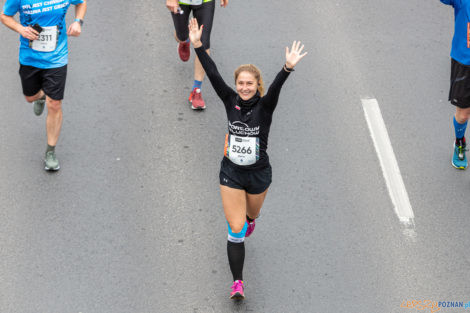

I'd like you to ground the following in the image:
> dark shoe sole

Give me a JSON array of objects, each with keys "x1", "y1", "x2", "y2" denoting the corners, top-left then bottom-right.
[
  {"x1": 230, "y1": 292, "x2": 245, "y2": 300},
  {"x1": 189, "y1": 100, "x2": 206, "y2": 110}
]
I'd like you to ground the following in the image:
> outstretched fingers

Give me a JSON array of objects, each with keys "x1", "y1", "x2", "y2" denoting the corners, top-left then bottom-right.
[
  {"x1": 299, "y1": 51, "x2": 308, "y2": 60},
  {"x1": 285, "y1": 40, "x2": 308, "y2": 67},
  {"x1": 189, "y1": 18, "x2": 196, "y2": 31},
  {"x1": 290, "y1": 40, "x2": 296, "y2": 54}
]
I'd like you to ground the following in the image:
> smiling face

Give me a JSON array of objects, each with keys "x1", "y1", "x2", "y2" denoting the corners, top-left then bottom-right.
[{"x1": 236, "y1": 71, "x2": 258, "y2": 101}]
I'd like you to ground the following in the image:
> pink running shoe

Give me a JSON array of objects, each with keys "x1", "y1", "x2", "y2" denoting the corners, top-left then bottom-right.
[
  {"x1": 245, "y1": 219, "x2": 256, "y2": 238},
  {"x1": 230, "y1": 280, "x2": 245, "y2": 300},
  {"x1": 178, "y1": 41, "x2": 190, "y2": 62}
]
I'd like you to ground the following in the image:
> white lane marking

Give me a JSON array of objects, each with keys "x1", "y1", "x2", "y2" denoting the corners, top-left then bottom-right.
[{"x1": 361, "y1": 98, "x2": 415, "y2": 228}]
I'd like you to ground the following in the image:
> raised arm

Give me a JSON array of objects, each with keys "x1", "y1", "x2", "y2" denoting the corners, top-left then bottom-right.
[
  {"x1": 263, "y1": 41, "x2": 307, "y2": 110},
  {"x1": 189, "y1": 18, "x2": 235, "y2": 101}
]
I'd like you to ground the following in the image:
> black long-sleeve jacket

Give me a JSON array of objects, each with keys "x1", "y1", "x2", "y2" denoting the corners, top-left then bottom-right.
[{"x1": 195, "y1": 46, "x2": 291, "y2": 170}]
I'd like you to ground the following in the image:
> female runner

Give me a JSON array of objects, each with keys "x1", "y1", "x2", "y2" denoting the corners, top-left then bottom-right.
[{"x1": 188, "y1": 18, "x2": 307, "y2": 299}]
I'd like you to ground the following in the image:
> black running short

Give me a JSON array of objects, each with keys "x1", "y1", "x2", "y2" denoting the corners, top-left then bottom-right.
[
  {"x1": 449, "y1": 58, "x2": 470, "y2": 108},
  {"x1": 171, "y1": 0, "x2": 215, "y2": 49},
  {"x1": 219, "y1": 157, "x2": 272, "y2": 194},
  {"x1": 19, "y1": 64, "x2": 67, "y2": 100}
]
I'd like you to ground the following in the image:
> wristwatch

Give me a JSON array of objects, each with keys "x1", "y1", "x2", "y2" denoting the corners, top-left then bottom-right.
[{"x1": 74, "y1": 18, "x2": 84, "y2": 26}]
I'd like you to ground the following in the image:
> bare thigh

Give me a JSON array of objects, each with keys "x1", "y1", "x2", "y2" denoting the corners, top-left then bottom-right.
[{"x1": 220, "y1": 185, "x2": 247, "y2": 233}]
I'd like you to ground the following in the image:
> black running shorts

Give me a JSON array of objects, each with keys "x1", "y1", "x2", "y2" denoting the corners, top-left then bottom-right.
[
  {"x1": 171, "y1": 0, "x2": 215, "y2": 49},
  {"x1": 449, "y1": 58, "x2": 470, "y2": 108},
  {"x1": 219, "y1": 157, "x2": 272, "y2": 194},
  {"x1": 19, "y1": 64, "x2": 67, "y2": 100}
]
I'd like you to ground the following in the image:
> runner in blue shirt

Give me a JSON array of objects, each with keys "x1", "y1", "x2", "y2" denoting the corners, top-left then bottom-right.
[
  {"x1": 441, "y1": 0, "x2": 470, "y2": 169},
  {"x1": 1, "y1": 0, "x2": 87, "y2": 171}
]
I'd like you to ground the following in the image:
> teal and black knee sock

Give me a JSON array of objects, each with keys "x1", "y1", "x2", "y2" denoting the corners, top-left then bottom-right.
[{"x1": 227, "y1": 241, "x2": 245, "y2": 281}]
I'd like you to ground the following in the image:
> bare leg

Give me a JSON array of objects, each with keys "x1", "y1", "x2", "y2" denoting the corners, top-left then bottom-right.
[
  {"x1": 194, "y1": 49, "x2": 210, "y2": 82},
  {"x1": 220, "y1": 185, "x2": 247, "y2": 232},
  {"x1": 220, "y1": 185, "x2": 247, "y2": 283},
  {"x1": 246, "y1": 189, "x2": 269, "y2": 220},
  {"x1": 24, "y1": 90, "x2": 44, "y2": 103},
  {"x1": 45, "y1": 97, "x2": 63, "y2": 146},
  {"x1": 455, "y1": 107, "x2": 470, "y2": 124}
]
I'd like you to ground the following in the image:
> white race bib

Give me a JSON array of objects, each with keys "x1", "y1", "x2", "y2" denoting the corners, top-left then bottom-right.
[
  {"x1": 179, "y1": 0, "x2": 203, "y2": 5},
  {"x1": 31, "y1": 26, "x2": 58, "y2": 52},
  {"x1": 224, "y1": 134, "x2": 259, "y2": 166}
]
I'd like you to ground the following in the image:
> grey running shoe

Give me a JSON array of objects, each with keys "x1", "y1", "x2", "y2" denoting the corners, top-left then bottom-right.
[
  {"x1": 33, "y1": 96, "x2": 46, "y2": 116},
  {"x1": 44, "y1": 151, "x2": 60, "y2": 171}
]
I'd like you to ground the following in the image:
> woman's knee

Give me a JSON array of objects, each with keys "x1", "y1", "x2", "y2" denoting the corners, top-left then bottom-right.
[{"x1": 228, "y1": 220, "x2": 246, "y2": 234}]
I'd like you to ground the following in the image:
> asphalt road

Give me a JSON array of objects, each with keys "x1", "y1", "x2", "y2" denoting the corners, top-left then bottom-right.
[{"x1": 1, "y1": 1, "x2": 469, "y2": 312}]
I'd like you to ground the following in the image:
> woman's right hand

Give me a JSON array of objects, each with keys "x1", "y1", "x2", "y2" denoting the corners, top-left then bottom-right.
[
  {"x1": 20, "y1": 26, "x2": 39, "y2": 40},
  {"x1": 188, "y1": 18, "x2": 203, "y2": 48}
]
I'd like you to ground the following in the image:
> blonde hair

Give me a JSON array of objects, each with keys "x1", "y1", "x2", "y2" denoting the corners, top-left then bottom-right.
[{"x1": 234, "y1": 64, "x2": 265, "y2": 97}]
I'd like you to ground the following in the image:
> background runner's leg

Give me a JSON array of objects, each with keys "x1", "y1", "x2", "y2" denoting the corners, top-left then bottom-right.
[
  {"x1": 46, "y1": 97, "x2": 62, "y2": 146},
  {"x1": 194, "y1": 50, "x2": 209, "y2": 82},
  {"x1": 192, "y1": 1, "x2": 214, "y2": 82},
  {"x1": 25, "y1": 90, "x2": 44, "y2": 103},
  {"x1": 455, "y1": 107, "x2": 470, "y2": 125},
  {"x1": 171, "y1": 4, "x2": 191, "y2": 42}
]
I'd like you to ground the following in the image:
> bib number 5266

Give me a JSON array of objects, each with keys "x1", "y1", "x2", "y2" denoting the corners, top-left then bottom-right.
[
  {"x1": 224, "y1": 134, "x2": 259, "y2": 166},
  {"x1": 231, "y1": 145, "x2": 252, "y2": 155}
]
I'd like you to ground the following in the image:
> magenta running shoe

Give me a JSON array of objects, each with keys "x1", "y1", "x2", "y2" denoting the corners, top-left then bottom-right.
[
  {"x1": 245, "y1": 219, "x2": 256, "y2": 237},
  {"x1": 230, "y1": 280, "x2": 245, "y2": 300}
]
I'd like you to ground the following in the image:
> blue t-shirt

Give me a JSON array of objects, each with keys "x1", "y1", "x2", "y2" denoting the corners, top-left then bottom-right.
[
  {"x1": 441, "y1": 0, "x2": 470, "y2": 65},
  {"x1": 3, "y1": 0, "x2": 83, "y2": 69}
]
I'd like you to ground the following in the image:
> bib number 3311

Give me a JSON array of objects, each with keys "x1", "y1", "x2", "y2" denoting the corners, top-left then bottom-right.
[
  {"x1": 31, "y1": 26, "x2": 58, "y2": 52},
  {"x1": 224, "y1": 134, "x2": 259, "y2": 166}
]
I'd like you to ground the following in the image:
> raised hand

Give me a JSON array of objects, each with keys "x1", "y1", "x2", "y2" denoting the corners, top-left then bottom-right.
[
  {"x1": 188, "y1": 18, "x2": 203, "y2": 48},
  {"x1": 285, "y1": 41, "x2": 307, "y2": 68}
]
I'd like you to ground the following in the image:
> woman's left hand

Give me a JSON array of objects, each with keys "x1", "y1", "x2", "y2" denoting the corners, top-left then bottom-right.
[
  {"x1": 285, "y1": 40, "x2": 307, "y2": 68},
  {"x1": 220, "y1": 0, "x2": 228, "y2": 7},
  {"x1": 188, "y1": 18, "x2": 203, "y2": 48}
]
